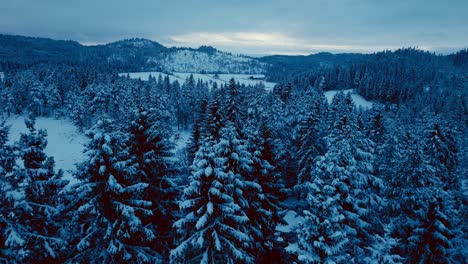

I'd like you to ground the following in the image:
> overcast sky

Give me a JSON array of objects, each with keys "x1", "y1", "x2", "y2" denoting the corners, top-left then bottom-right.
[{"x1": 1, "y1": 0, "x2": 466, "y2": 55}]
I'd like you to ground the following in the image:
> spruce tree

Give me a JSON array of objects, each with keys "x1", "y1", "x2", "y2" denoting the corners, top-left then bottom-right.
[
  {"x1": 126, "y1": 107, "x2": 176, "y2": 258},
  {"x1": 205, "y1": 98, "x2": 223, "y2": 142},
  {"x1": 1, "y1": 118, "x2": 67, "y2": 263},
  {"x1": 187, "y1": 99, "x2": 208, "y2": 164},
  {"x1": 291, "y1": 96, "x2": 388, "y2": 263},
  {"x1": 15, "y1": 118, "x2": 68, "y2": 262},
  {"x1": 243, "y1": 117, "x2": 286, "y2": 261},
  {"x1": 295, "y1": 94, "x2": 327, "y2": 199},
  {"x1": 170, "y1": 136, "x2": 253, "y2": 263},
  {"x1": 223, "y1": 78, "x2": 244, "y2": 134},
  {"x1": 0, "y1": 121, "x2": 24, "y2": 262},
  {"x1": 386, "y1": 132, "x2": 448, "y2": 263},
  {"x1": 65, "y1": 119, "x2": 160, "y2": 263}
]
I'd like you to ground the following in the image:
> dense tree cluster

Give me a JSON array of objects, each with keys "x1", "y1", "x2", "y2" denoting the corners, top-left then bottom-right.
[{"x1": 0, "y1": 46, "x2": 466, "y2": 263}]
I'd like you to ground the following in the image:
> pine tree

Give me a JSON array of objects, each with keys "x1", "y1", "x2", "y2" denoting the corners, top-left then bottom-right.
[
  {"x1": 386, "y1": 132, "x2": 446, "y2": 263},
  {"x1": 401, "y1": 123, "x2": 462, "y2": 263},
  {"x1": 290, "y1": 139, "x2": 354, "y2": 263},
  {"x1": 291, "y1": 96, "x2": 387, "y2": 263},
  {"x1": 222, "y1": 79, "x2": 285, "y2": 259},
  {"x1": 243, "y1": 117, "x2": 286, "y2": 261},
  {"x1": 411, "y1": 191, "x2": 455, "y2": 264},
  {"x1": 1, "y1": 118, "x2": 67, "y2": 263},
  {"x1": 14, "y1": 117, "x2": 68, "y2": 262},
  {"x1": 28, "y1": 82, "x2": 46, "y2": 116},
  {"x1": 0, "y1": 121, "x2": 14, "y2": 177},
  {"x1": 187, "y1": 99, "x2": 208, "y2": 164},
  {"x1": 65, "y1": 119, "x2": 160, "y2": 263},
  {"x1": 367, "y1": 107, "x2": 387, "y2": 145},
  {"x1": 423, "y1": 123, "x2": 459, "y2": 189},
  {"x1": 206, "y1": 98, "x2": 223, "y2": 142},
  {"x1": 295, "y1": 93, "x2": 327, "y2": 199},
  {"x1": 0, "y1": 121, "x2": 24, "y2": 262},
  {"x1": 223, "y1": 78, "x2": 244, "y2": 134},
  {"x1": 170, "y1": 136, "x2": 253, "y2": 263},
  {"x1": 126, "y1": 107, "x2": 176, "y2": 258}
]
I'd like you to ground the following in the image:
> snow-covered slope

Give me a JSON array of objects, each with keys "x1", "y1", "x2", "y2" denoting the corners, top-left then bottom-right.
[
  {"x1": 5, "y1": 115, "x2": 87, "y2": 185},
  {"x1": 324, "y1": 89, "x2": 375, "y2": 109},
  {"x1": 155, "y1": 49, "x2": 268, "y2": 74}
]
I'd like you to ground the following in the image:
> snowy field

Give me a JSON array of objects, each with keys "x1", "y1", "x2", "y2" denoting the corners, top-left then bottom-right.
[
  {"x1": 3, "y1": 115, "x2": 196, "y2": 186},
  {"x1": 119, "y1": 71, "x2": 277, "y2": 91},
  {"x1": 3, "y1": 115, "x2": 87, "y2": 186},
  {"x1": 324, "y1": 89, "x2": 375, "y2": 109}
]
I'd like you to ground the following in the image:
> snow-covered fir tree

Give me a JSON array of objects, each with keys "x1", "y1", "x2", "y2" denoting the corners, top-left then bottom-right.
[
  {"x1": 295, "y1": 91, "x2": 327, "y2": 199},
  {"x1": 65, "y1": 119, "x2": 160, "y2": 263},
  {"x1": 170, "y1": 135, "x2": 254, "y2": 263},
  {"x1": 243, "y1": 117, "x2": 286, "y2": 261},
  {"x1": 125, "y1": 107, "x2": 177, "y2": 259},
  {"x1": 1, "y1": 118, "x2": 67, "y2": 263},
  {"x1": 290, "y1": 94, "x2": 392, "y2": 263},
  {"x1": 187, "y1": 99, "x2": 208, "y2": 164},
  {"x1": 385, "y1": 131, "x2": 450, "y2": 263},
  {"x1": 14, "y1": 117, "x2": 68, "y2": 262},
  {"x1": 0, "y1": 121, "x2": 23, "y2": 262}
]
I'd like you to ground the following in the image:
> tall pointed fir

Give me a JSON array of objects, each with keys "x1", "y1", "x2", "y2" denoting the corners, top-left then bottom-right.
[
  {"x1": 295, "y1": 91, "x2": 327, "y2": 200},
  {"x1": 205, "y1": 97, "x2": 223, "y2": 142},
  {"x1": 290, "y1": 95, "x2": 393, "y2": 263},
  {"x1": 423, "y1": 122, "x2": 463, "y2": 260},
  {"x1": 243, "y1": 117, "x2": 286, "y2": 261},
  {"x1": 1, "y1": 118, "x2": 67, "y2": 263},
  {"x1": 0, "y1": 121, "x2": 25, "y2": 262},
  {"x1": 223, "y1": 78, "x2": 244, "y2": 134},
  {"x1": 170, "y1": 130, "x2": 254, "y2": 263},
  {"x1": 385, "y1": 123, "x2": 460, "y2": 263},
  {"x1": 125, "y1": 107, "x2": 176, "y2": 258},
  {"x1": 65, "y1": 119, "x2": 160, "y2": 263},
  {"x1": 423, "y1": 123, "x2": 460, "y2": 190},
  {"x1": 187, "y1": 99, "x2": 208, "y2": 164},
  {"x1": 385, "y1": 131, "x2": 454, "y2": 263},
  {"x1": 15, "y1": 117, "x2": 68, "y2": 262},
  {"x1": 225, "y1": 80, "x2": 284, "y2": 259}
]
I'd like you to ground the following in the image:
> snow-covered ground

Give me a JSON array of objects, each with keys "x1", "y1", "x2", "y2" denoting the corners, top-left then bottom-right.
[
  {"x1": 324, "y1": 89, "x2": 375, "y2": 109},
  {"x1": 4, "y1": 115, "x2": 87, "y2": 186},
  {"x1": 119, "y1": 71, "x2": 277, "y2": 91},
  {"x1": 154, "y1": 49, "x2": 268, "y2": 74},
  {"x1": 276, "y1": 210, "x2": 305, "y2": 233},
  {"x1": 4, "y1": 116, "x2": 197, "y2": 186},
  {"x1": 172, "y1": 130, "x2": 191, "y2": 152}
]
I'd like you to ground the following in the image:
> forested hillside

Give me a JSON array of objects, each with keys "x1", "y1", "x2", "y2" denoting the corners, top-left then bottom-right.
[{"x1": 0, "y1": 35, "x2": 267, "y2": 73}]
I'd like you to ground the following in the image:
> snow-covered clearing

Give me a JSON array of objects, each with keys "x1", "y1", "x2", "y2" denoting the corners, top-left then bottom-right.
[
  {"x1": 4, "y1": 115, "x2": 87, "y2": 186},
  {"x1": 172, "y1": 129, "x2": 191, "y2": 153},
  {"x1": 276, "y1": 210, "x2": 305, "y2": 233},
  {"x1": 324, "y1": 89, "x2": 375, "y2": 109},
  {"x1": 3, "y1": 116, "x2": 198, "y2": 185},
  {"x1": 119, "y1": 71, "x2": 277, "y2": 91}
]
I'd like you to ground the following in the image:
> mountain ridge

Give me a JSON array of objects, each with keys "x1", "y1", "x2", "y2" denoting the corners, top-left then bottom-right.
[
  {"x1": 0, "y1": 34, "x2": 466, "y2": 76},
  {"x1": 0, "y1": 34, "x2": 267, "y2": 73}
]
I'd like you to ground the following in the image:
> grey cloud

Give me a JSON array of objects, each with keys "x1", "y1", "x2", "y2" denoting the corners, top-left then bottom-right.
[{"x1": 0, "y1": 0, "x2": 466, "y2": 54}]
